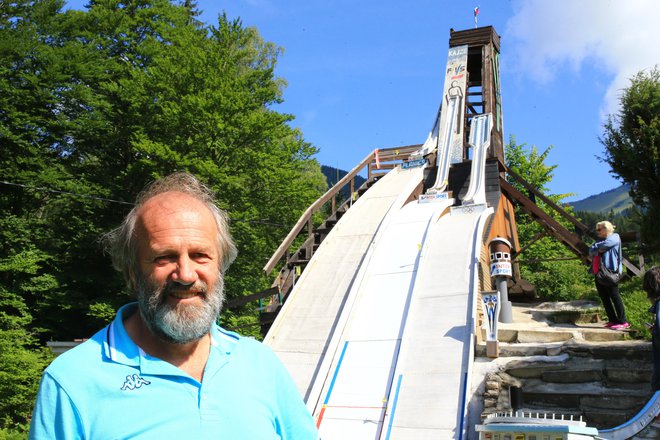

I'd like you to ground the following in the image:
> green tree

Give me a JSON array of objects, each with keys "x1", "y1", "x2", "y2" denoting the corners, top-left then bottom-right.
[
  {"x1": 505, "y1": 136, "x2": 594, "y2": 300},
  {"x1": 60, "y1": 4, "x2": 327, "y2": 330},
  {"x1": 0, "y1": 222, "x2": 54, "y2": 432},
  {"x1": 1, "y1": 0, "x2": 326, "y2": 346},
  {"x1": 600, "y1": 66, "x2": 660, "y2": 251},
  {"x1": 0, "y1": 0, "x2": 127, "y2": 342}
]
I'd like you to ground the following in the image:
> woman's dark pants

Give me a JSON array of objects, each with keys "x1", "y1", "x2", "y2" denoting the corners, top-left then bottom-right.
[{"x1": 595, "y1": 280, "x2": 627, "y2": 324}]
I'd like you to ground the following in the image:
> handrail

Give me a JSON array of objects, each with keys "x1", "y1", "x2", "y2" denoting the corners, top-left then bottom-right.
[
  {"x1": 262, "y1": 150, "x2": 376, "y2": 275},
  {"x1": 262, "y1": 145, "x2": 421, "y2": 276}
]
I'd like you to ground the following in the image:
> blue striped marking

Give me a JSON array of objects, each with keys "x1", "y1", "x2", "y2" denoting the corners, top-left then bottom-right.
[
  {"x1": 324, "y1": 341, "x2": 349, "y2": 405},
  {"x1": 458, "y1": 371, "x2": 468, "y2": 440},
  {"x1": 385, "y1": 374, "x2": 403, "y2": 440}
]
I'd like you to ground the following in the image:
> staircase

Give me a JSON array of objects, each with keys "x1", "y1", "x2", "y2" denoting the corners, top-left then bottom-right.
[{"x1": 473, "y1": 301, "x2": 654, "y2": 432}]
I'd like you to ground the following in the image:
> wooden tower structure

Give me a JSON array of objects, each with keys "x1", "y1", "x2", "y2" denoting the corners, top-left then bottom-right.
[{"x1": 443, "y1": 26, "x2": 640, "y2": 292}]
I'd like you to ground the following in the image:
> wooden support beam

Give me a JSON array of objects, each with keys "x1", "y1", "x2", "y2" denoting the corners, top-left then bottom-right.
[
  {"x1": 511, "y1": 230, "x2": 548, "y2": 260},
  {"x1": 500, "y1": 177, "x2": 590, "y2": 263},
  {"x1": 501, "y1": 171, "x2": 642, "y2": 276},
  {"x1": 623, "y1": 258, "x2": 642, "y2": 277},
  {"x1": 504, "y1": 166, "x2": 592, "y2": 237},
  {"x1": 226, "y1": 286, "x2": 279, "y2": 310}
]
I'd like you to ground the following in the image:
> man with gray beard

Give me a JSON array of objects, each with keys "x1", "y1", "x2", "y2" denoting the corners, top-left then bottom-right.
[{"x1": 29, "y1": 173, "x2": 318, "y2": 439}]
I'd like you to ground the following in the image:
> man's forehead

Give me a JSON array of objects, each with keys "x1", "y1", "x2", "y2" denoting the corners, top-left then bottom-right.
[
  {"x1": 139, "y1": 192, "x2": 210, "y2": 216},
  {"x1": 136, "y1": 192, "x2": 218, "y2": 233}
]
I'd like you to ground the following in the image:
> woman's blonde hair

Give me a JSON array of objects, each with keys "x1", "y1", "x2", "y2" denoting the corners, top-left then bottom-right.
[{"x1": 596, "y1": 220, "x2": 615, "y2": 235}]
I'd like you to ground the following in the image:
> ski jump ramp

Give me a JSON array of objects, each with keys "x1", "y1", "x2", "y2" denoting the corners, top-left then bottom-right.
[{"x1": 264, "y1": 164, "x2": 493, "y2": 439}]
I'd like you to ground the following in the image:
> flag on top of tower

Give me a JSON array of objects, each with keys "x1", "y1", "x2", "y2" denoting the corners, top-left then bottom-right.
[{"x1": 474, "y1": 6, "x2": 479, "y2": 27}]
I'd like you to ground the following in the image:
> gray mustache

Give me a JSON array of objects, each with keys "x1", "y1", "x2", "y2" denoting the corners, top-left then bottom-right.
[{"x1": 163, "y1": 281, "x2": 208, "y2": 295}]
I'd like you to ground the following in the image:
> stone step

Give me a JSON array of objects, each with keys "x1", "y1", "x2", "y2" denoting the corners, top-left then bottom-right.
[
  {"x1": 476, "y1": 337, "x2": 651, "y2": 359},
  {"x1": 521, "y1": 379, "x2": 652, "y2": 411},
  {"x1": 476, "y1": 341, "x2": 561, "y2": 357},
  {"x1": 563, "y1": 340, "x2": 652, "y2": 360},
  {"x1": 474, "y1": 300, "x2": 656, "y2": 432},
  {"x1": 486, "y1": 324, "x2": 629, "y2": 344},
  {"x1": 583, "y1": 407, "x2": 640, "y2": 430},
  {"x1": 504, "y1": 357, "x2": 652, "y2": 384},
  {"x1": 525, "y1": 301, "x2": 602, "y2": 324}
]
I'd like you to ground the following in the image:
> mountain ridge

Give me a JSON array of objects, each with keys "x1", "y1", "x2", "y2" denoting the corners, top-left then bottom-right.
[{"x1": 569, "y1": 184, "x2": 633, "y2": 214}]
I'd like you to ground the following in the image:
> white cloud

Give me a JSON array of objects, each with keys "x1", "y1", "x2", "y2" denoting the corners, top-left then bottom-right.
[{"x1": 505, "y1": 0, "x2": 660, "y2": 117}]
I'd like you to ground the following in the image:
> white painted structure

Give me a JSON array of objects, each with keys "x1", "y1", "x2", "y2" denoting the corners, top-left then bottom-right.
[
  {"x1": 265, "y1": 160, "x2": 493, "y2": 438},
  {"x1": 476, "y1": 412, "x2": 600, "y2": 440},
  {"x1": 430, "y1": 44, "x2": 468, "y2": 193},
  {"x1": 463, "y1": 113, "x2": 493, "y2": 206},
  {"x1": 264, "y1": 40, "x2": 492, "y2": 436}
]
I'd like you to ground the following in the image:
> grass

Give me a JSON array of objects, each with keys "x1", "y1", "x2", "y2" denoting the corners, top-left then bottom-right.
[
  {"x1": 619, "y1": 276, "x2": 653, "y2": 340},
  {"x1": 524, "y1": 264, "x2": 653, "y2": 340}
]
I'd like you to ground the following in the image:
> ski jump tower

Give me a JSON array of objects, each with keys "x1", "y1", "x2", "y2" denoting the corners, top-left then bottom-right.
[
  {"x1": 421, "y1": 26, "x2": 521, "y2": 291},
  {"x1": 250, "y1": 25, "x2": 640, "y2": 439}
]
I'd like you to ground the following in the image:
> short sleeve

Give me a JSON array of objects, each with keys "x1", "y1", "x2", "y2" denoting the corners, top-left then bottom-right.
[
  {"x1": 29, "y1": 371, "x2": 85, "y2": 440},
  {"x1": 266, "y1": 350, "x2": 318, "y2": 439}
]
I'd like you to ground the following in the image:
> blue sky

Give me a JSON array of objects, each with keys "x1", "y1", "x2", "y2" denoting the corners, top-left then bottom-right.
[{"x1": 67, "y1": 0, "x2": 660, "y2": 202}]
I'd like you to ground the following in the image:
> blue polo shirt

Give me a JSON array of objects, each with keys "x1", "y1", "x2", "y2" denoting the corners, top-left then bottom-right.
[{"x1": 29, "y1": 303, "x2": 317, "y2": 439}]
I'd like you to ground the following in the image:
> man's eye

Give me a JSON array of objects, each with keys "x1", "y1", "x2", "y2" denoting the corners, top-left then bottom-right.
[{"x1": 154, "y1": 255, "x2": 176, "y2": 264}]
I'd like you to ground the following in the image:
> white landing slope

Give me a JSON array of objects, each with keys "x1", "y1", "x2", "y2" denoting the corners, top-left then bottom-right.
[
  {"x1": 307, "y1": 200, "x2": 492, "y2": 439},
  {"x1": 310, "y1": 197, "x2": 455, "y2": 439},
  {"x1": 264, "y1": 166, "x2": 425, "y2": 400},
  {"x1": 382, "y1": 205, "x2": 492, "y2": 440}
]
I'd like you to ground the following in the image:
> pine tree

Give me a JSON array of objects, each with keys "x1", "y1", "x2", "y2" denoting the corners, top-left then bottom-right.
[{"x1": 601, "y1": 66, "x2": 660, "y2": 252}]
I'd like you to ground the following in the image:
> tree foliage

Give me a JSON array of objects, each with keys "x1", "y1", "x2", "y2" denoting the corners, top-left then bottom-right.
[
  {"x1": 505, "y1": 136, "x2": 594, "y2": 300},
  {"x1": 0, "y1": 0, "x2": 326, "y2": 429},
  {"x1": 600, "y1": 66, "x2": 660, "y2": 251}
]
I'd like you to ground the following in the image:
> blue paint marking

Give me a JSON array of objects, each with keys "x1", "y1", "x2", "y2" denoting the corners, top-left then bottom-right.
[
  {"x1": 324, "y1": 341, "x2": 349, "y2": 405},
  {"x1": 458, "y1": 372, "x2": 468, "y2": 440},
  {"x1": 385, "y1": 374, "x2": 403, "y2": 440}
]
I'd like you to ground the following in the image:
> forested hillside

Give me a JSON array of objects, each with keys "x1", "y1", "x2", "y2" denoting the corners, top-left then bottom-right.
[
  {"x1": 0, "y1": 1, "x2": 326, "y2": 432},
  {"x1": 569, "y1": 184, "x2": 633, "y2": 214},
  {"x1": 321, "y1": 165, "x2": 367, "y2": 200}
]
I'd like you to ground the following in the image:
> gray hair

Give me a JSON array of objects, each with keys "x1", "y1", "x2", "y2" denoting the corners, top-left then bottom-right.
[{"x1": 103, "y1": 172, "x2": 238, "y2": 287}]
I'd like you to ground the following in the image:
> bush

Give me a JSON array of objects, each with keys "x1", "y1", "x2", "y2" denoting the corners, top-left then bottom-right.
[
  {"x1": 0, "y1": 425, "x2": 29, "y2": 440},
  {"x1": 619, "y1": 276, "x2": 653, "y2": 340},
  {"x1": 519, "y1": 258, "x2": 595, "y2": 302},
  {"x1": 0, "y1": 328, "x2": 53, "y2": 432}
]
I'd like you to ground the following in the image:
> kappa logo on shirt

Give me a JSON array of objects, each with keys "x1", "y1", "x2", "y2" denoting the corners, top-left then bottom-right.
[{"x1": 120, "y1": 374, "x2": 151, "y2": 391}]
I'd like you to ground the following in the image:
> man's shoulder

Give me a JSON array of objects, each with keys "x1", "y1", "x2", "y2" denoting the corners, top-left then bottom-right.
[
  {"x1": 44, "y1": 327, "x2": 108, "y2": 379},
  {"x1": 214, "y1": 325, "x2": 278, "y2": 361}
]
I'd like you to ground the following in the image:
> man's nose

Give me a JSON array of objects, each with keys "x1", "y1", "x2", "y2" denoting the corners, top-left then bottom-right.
[{"x1": 172, "y1": 256, "x2": 198, "y2": 284}]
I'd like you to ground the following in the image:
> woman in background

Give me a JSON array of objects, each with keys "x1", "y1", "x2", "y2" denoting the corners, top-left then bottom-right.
[
  {"x1": 644, "y1": 266, "x2": 660, "y2": 391},
  {"x1": 589, "y1": 221, "x2": 628, "y2": 330}
]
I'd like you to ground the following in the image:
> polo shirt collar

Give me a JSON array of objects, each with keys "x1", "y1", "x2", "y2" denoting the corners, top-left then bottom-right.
[
  {"x1": 104, "y1": 302, "x2": 141, "y2": 367},
  {"x1": 103, "y1": 302, "x2": 240, "y2": 379}
]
